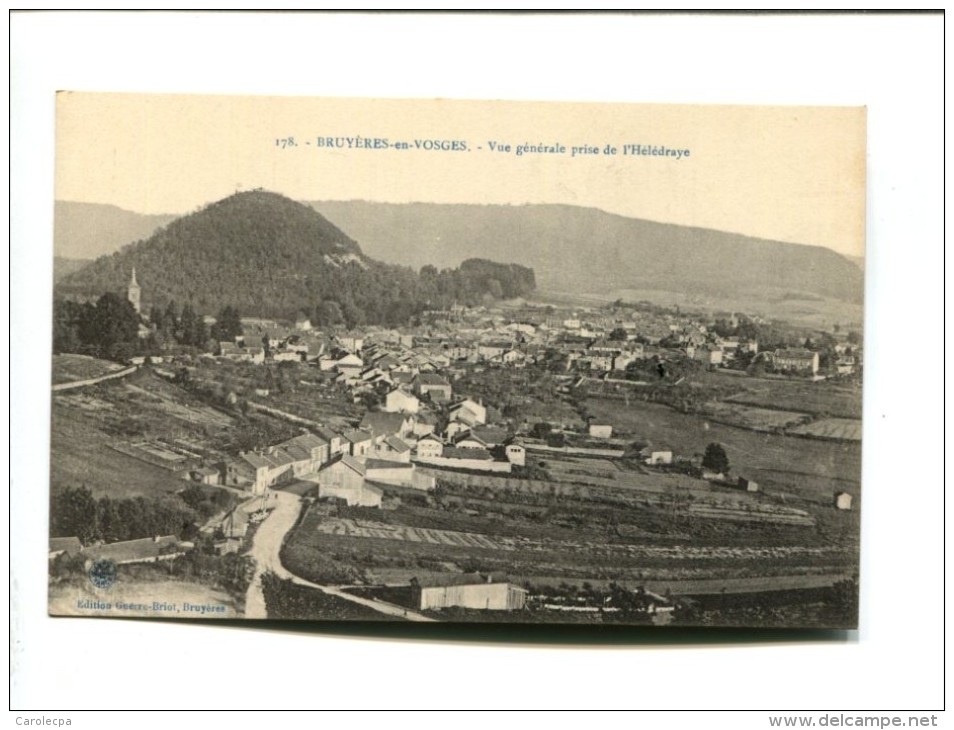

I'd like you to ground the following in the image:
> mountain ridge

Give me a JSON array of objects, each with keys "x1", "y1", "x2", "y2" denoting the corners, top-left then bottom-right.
[
  {"x1": 55, "y1": 201, "x2": 178, "y2": 260},
  {"x1": 308, "y1": 201, "x2": 864, "y2": 304},
  {"x1": 53, "y1": 197, "x2": 864, "y2": 310}
]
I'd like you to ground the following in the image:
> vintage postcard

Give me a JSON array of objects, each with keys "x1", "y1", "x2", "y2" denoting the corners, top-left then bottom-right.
[{"x1": 48, "y1": 93, "x2": 865, "y2": 627}]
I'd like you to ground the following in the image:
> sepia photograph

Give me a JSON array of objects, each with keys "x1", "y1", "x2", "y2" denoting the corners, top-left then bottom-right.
[{"x1": 47, "y1": 93, "x2": 867, "y2": 629}]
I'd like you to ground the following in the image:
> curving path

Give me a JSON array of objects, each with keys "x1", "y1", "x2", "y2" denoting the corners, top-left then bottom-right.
[
  {"x1": 244, "y1": 491, "x2": 435, "y2": 622},
  {"x1": 51, "y1": 365, "x2": 139, "y2": 392}
]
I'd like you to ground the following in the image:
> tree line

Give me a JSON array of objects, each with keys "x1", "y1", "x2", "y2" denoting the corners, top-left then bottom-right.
[
  {"x1": 50, "y1": 486, "x2": 200, "y2": 545},
  {"x1": 52, "y1": 293, "x2": 246, "y2": 362},
  {"x1": 54, "y1": 257, "x2": 535, "y2": 357}
]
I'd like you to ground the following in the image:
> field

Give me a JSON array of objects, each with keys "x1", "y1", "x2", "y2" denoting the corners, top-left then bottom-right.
[
  {"x1": 585, "y1": 397, "x2": 861, "y2": 504},
  {"x1": 424, "y1": 467, "x2": 818, "y2": 531},
  {"x1": 789, "y1": 418, "x2": 863, "y2": 441},
  {"x1": 282, "y1": 435, "x2": 860, "y2": 625},
  {"x1": 48, "y1": 347, "x2": 862, "y2": 626},
  {"x1": 316, "y1": 517, "x2": 837, "y2": 563},
  {"x1": 51, "y1": 354, "x2": 125, "y2": 385},
  {"x1": 701, "y1": 401, "x2": 810, "y2": 432},
  {"x1": 50, "y1": 401, "x2": 190, "y2": 498},
  {"x1": 49, "y1": 369, "x2": 293, "y2": 499},
  {"x1": 717, "y1": 375, "x2": 863, "y2": 420}
]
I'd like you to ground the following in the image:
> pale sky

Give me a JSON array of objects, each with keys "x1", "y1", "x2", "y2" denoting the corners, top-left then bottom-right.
[{"x1": 55, "y1": 93, "x2": 866, "y2": 257}]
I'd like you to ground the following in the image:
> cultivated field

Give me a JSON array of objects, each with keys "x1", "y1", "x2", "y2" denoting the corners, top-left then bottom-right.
[
  {"x1": 585, "y1": 397, "x2": 861, "y2": 503},
  {"x1": 701, "y1": 401, "x2": 810, "y2": 432},
  {"x1": 50, "y1": 402, "x2": 190, "y2": 498},
  {"x1": 718, "y1": 375, "x2": 863, "y2": 420},
  {"x1": 282, "y1": 435, "x2": 859, "y2": 614},
  {"x1": 789, "y1": 418, "x2": 863, "y2": 441},
  {"x1": 317, "y1": 517, "x2": 835, "y2": 562},
  {"x1": 49, "y1": 369, "x2": 293, "y2": 498}
]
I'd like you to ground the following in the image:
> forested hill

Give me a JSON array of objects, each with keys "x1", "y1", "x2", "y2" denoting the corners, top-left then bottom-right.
[{"x1": 55, "y1": 191, "x2": 535, "y2": 325}]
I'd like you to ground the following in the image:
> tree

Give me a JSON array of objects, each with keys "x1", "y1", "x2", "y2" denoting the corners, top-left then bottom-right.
[
  {"x1": 530, "y1": 422, "x2": 552, "y2": 439},
  {"x1": 608, "y1": 327, "x2": 628, "y2": 341},
  {"x1": 90, "y1": 292, "x2": 140, "y2": 360},
  {"x1": 179, "y1": 304, "x2": 206, "y2": 346},
  {"x1": 52, "y1": 299, "x2": 83, "y2": 354},
  {"x1": 315, "y1": 300, "x2": 344, "y2": 328},
  {"x1": 702, "y1": 443, "x2": 730, "y2": 475},
  {"x1": 211, "y1": 305, "x2": 243, "y2": 342},
  {"x1": 162, "y1": 300, "x2": 180, "y2": 338},
  {"x1": 50, "y1": 486, "x2": 99, "y2": 544}
]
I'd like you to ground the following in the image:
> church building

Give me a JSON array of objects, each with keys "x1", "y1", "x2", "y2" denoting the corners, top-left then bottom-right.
[{"x1": 128, "y1": 268, "x2": 141, "y2": 314}]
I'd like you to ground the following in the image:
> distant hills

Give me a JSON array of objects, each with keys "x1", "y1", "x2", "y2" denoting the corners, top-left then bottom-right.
[
  {"x1": 309, "y1": 202, "x2": 864, "y2": 305},
  {"x1": 54, "y1": 191, "x2": 535, "y2": 324},
  {"x1": 53, "y1": 256, "x2": 91, "y2": 283},
  {"x1": 55, "y1": 201, "x2": 176, "y2": 260},
  {"x1": 53, "y1": 195, "x2": 864, "y2": 322}
]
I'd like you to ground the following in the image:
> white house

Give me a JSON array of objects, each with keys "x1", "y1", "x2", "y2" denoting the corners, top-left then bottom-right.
[
  {"x1": 317, "y1": 455, "x2": 382, "y2": 508},
  {"x1": 383, "y1": 387, "x2": 420, "y2": 414},
  {"x1": 641, "y1": 446, "x2": 673, "y2": 466},
  {"x1": 588, "y1": 423, "x2": 613, "y2": 439},
  {"x1": 416, "y1": 434, "x2": 444, "y2": 459},
  {"x1": 449, "y1": 398, "x2": 487, "y2": 426},
  {"x1": 504, "y1": 440, "x2": 526, "y2": 467},
  {"x1": 417, "y1": 575, "x2": 528, "y2": 611},
  {"x1": 335, "y1": 353, "x2": 365, "y2": 377}
]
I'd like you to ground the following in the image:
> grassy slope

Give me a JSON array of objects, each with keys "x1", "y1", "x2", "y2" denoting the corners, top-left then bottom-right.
[
  {"x1": 51, "y1": 354, "x2": 124, "y2": 385},
  {"x1": 49, "y1": 403, "x2": 189, "y2": 499}
]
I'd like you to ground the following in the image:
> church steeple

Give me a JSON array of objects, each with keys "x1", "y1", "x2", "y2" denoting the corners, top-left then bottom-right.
[{"x1": 127, "y1": 267, "x2": 141, "y2": 314}]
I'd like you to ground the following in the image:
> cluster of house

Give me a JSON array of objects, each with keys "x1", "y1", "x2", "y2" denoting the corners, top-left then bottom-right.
[
  {"x1": 767, "y1": 345, "x2": 859, "y2": 377},
  {"x1": 770, "y1": 348, "x2": 821, "y2": 376},
  {"x1": 187, "y1": 292, "x2": 869, "y2": 387},
  {"x1": 191, "y1": 385, "x2": 526, "y2": 509},
  {"x1": 128, "y1": 267, "x2": 860, "y2": 381}
]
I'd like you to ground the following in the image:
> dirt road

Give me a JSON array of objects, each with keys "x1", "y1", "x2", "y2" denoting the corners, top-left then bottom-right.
[{"x1": 244, "y1": 491, "x2": 435, "y2": 622}]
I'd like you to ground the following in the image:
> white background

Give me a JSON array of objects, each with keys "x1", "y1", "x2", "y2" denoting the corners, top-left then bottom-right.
[{"x1": 8, "y1": 11, "x2": 946, "y2": 721}]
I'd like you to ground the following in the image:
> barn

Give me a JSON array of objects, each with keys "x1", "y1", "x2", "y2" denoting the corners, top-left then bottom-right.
[{"x1": 417, "y1": 574, "x2": 528, "y2": 611}]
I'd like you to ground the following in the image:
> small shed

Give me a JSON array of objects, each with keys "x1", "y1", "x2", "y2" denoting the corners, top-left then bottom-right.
[
  {"x1": 737, "y1": 476, "x2": 759, "y2": 493},
  {"x1": 588, "y1": 424, "x2": 613, "y2": 439},
  {"x1": 834, "y1": 492, "x2": 853, "y2": 510}
]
